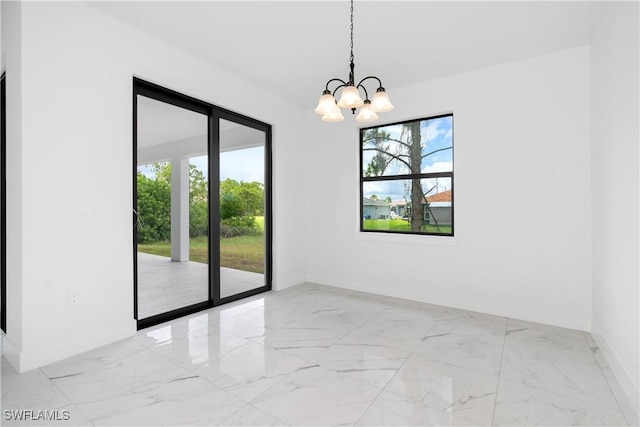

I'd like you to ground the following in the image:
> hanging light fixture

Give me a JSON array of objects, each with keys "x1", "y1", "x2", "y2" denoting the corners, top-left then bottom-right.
[{"x1": 314, "y1": 0, "x2": 393, "y2": 123}]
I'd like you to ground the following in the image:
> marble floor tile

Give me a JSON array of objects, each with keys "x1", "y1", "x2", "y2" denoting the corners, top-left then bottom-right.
[
  {"x1": 414, "y1": 332, "x2": 504, "y2": 376},
  {"x1": 623, "y1": 411, "x2": 640, "y2": 427},
  {"x1": 219, "y1": 404, "x2": 288, "y2": 426},
  {"x1": 383, "y1": 355, "x2": 498, "y2": 426},
  {"x1": 298, "y1": 305, "x2": 375, "y2": 335},
  {"x1": 190, "y1": 340, "x2": 308, "y2": 402},
  {"x1": 501, "y1": 326, "x2": 619, "y2": 409},
  {"x1": 584, "y1": 331, "x2": 639, "y2": 418},
  {"x1": 313, "y1": 353, "x2": 406, "y2": 389},
  {"x1": 79, "y1": 375, "x2": 246, "y2": 426},
  {"x1": 148, "y1": 329, "x2": 252, "y2": 369},
  {"x1": 252, "y1": 364, "x2": 381, "y2": 426},
  {"x1": 493, "y1": 379, "x2": 628, "y2": 426},
  {"x1": 506, "y1": 318, "x2": 589, "y2": 350},
  {"x1": 357, "y1": 389, "x2": 483, "y2": 426},
  {"x1": 252, "y1": 320, "x2": 347, "y2": 360},
  {"x1": 430, "y1": 308, "x2": 508, "y2": 345},
  {"x1": 346, "y1": 310, "x2": 438, "y2": 353},
  {"x1": 1, "y1": 358, "x2": 71, "y2": 412},
  {"x1": 51, "y1": 349, "x2": 191, "y2": 405},
  {"x1": 3, "y1": 283, "x2": 635, "y2": 427},
  {"x1": 133, "y1": 314, "x2": 214, "y2": 348},
  {"x1": 192, "y1": 297, "x2": 267, "y2": 330},
  {"x1": 40, "y1": 339, "x2": 147, "y2": 379}
]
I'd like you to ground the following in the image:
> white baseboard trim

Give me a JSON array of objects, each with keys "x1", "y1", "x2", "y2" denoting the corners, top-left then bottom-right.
[
  {"x1": 591, "y1": 330, "x2": 640, "y2": 416},
  {"x1": 4, "y1": 319, "x2": 137, "y2": 373}
]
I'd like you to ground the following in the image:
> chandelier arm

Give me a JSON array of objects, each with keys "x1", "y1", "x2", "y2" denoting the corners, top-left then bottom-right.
[
  {"x1": 325, "y1": 78, "x2": 348, "y2": 92},
  {"x1": 331, "y1": 83, "x2": 348, "y2": 98},
  {"x1": 356, "y1": 83, "x2": 370, "y2": 101},
  {"x1": 357, "y1": 76, "x2": 384, "y2": 89}
]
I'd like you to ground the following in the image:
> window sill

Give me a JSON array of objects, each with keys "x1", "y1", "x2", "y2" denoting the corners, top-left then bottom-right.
[{"x1": 354, "y1": 231, "x2": 458, "y2": 246}]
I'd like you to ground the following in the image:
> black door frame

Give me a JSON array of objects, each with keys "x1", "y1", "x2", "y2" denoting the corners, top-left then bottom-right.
[
  {"x1": 1, "y1": 73, "x2": 6, "y2": 333},
  {"x1": 133, "y1": 78, "x2": 272, "y2": 330}
]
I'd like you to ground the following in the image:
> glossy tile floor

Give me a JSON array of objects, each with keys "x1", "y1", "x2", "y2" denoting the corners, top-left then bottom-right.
[{"x1": 2, "y1": 283, "x2": 638, "y2": 426}]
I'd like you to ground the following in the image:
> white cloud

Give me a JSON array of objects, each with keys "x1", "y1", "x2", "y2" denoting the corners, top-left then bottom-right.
[
  {"x1": 423, "y1": 178, "x2": 451, "y2": 195},
  {"x1": 423, "y1": 118, "x2": 448, "y2": 143},
  {"x1": 422, "y1": 161, "x2": 453, "y2": 174}
]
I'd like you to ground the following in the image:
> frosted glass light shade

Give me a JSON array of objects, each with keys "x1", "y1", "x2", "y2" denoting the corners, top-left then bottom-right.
[
  {"x1": 337, "y1": 85, "x2": 364, "y2": 109},
  {"x1": 371, "y1": 89, "x2": 394, "y2": 112},
  {"x1": 355, "y1": 101, "x2": 379, "y2": 122},
  {"x1": 315, "y1": 93, "x2": 339, "y2": 115},
  {"x1": 322, "y1": 109, "x2": 345, "y2": 122}
]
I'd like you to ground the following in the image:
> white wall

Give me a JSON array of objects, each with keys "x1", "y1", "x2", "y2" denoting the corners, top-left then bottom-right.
[
  {"x1": 590, "y1": 1, "x2": 640, "y2": 414},
  {"x1": 305, "y1": 46, "x2": 593, "y2": 331},
  {"x1": 3, "y1": 1, "x2": 307, "y2": 371},
  {"x1": 1, "y1": 0, "x2": 25, "y2": 361}
]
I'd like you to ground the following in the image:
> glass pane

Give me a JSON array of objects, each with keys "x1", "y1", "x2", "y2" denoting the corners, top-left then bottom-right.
[
  {"x1": 219, "y1": 119, "x2": 266, "y2": 299},
  {"x1": 362, "y1": 177, "x2": 452, "y2": 234},
  {"x1": 362, "y1": 115, "x2": 453, "y2": 177},
  {"x1": 136, "y1": 95, "x2": 209, "y2": 319}
]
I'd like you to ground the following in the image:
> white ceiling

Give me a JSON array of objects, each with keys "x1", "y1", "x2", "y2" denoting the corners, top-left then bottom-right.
[
  {"x1": 137, "y1": 95, "x2": 208, "y2": 149},
  {"x1": 137, "y1": 95, "x2": 265, "y2": 161},
  {"x1": 92, "y1": 1, "x2": 602, "y2": 109}
]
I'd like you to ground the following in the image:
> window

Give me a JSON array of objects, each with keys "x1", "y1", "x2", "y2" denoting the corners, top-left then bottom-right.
[{"x1": 360, "y1": 114, "x2": 454, "y2": 236}]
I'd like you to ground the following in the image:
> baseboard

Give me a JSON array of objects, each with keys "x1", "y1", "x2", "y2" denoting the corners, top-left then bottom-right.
[
  {"x1": 589, "y1": 331, "x2": 639, "y2": 416},
  {"x1": 4, "y1": 319, "x2": 137, "y2": 373}
]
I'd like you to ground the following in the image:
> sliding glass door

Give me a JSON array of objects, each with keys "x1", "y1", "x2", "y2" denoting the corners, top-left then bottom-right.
[
  {"x1": 218, "y1": 118, "x2": 269, "y2": 300},
  {"x1": 134, "y1": 79, "x2": 271, "y2": 329},
  {"x1": 135, "y1": 94, "x2": 210, "y2": 322}
]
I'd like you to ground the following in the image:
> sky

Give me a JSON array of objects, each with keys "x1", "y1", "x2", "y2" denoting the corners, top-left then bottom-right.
[
  {"x1": 362, "y1": 115, "x2": 453, "y2": 202},
  {"x1": 138, "y1": 146, "x2": 265, "y2": 184}
]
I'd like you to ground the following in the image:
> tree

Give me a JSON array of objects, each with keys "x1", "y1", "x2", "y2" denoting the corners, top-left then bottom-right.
[
  {"x1": 136, "y1": 172, "x2": 171, "y2": 243},
  {"x1": 220, "y1": 179, "x2": 264, "y2": 217},
  {"x1": 137, "y1": 163, "x2": 265, "y2": 242},
  {"x1": 137, "y1": 161, "x2": 211, "y2": 242},
  {"x1": 362, "y1": 119, "x2": 452, "y2": 232}
]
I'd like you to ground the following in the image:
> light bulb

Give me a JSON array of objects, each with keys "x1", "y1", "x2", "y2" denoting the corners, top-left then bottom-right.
[
  {"x1": 322, "y1": 109, "x2": 345, "y2": 122},
  {"x1": 371, "y1": 88, "x2": 394, "y2": 112},
  {"x1": 355, "y1": 100, "x2": 379, "y2": 122},
  {"x1": 337, "y1": 85, "x2": 364, "y2": 109},
  {"x1": 315, "y1": 92, "x2": 339, "y2": 115}
]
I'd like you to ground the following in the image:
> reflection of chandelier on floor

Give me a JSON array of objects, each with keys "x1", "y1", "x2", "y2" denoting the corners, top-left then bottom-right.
[{"x1": 314, "y1": 0, "x2": 394, "y2": 123}]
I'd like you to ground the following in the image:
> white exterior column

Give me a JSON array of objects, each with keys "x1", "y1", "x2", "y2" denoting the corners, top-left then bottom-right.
[{"x1": 170, "y1": 157, "x2": 190, "y2": 262}]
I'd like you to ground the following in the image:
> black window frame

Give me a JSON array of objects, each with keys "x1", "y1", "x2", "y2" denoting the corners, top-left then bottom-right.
[
  {"x1": 1, "y1": 73, "x2": 5, "y2": 333},
  {"x1": 359, "y1": 113, "x2": 454, "y2": 237}
]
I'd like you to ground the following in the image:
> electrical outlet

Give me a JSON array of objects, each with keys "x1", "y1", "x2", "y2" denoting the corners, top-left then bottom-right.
[
  {"x1": 68, "y1": 292, "x2": 79, "y2": 306},
  {"x1": 75, "y1": 201, "x2": 87, "y2": 216}
]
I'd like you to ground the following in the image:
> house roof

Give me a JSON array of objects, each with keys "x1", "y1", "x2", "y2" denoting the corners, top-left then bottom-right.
[
  {"x1": 363, "y1": 197, "x2": 390, "y2": 206},
  {"x1": 426, "y1": 190, "x2": 452, "y2": 203}
]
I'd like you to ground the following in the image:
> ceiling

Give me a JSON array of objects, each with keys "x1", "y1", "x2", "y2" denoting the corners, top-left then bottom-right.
[
  {"x1": 137, "y1": 95, "x2": 265, "y2": 161},
  {"x1": 91, "y1": 1, "x2": 602, "y2": 109}
]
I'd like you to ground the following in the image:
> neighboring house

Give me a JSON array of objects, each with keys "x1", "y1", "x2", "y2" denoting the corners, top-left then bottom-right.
[
  {"x1": 390, "y1": 190, "x2": 453, "y2": 226},
  {"x1": 363, "y1": 197, "x2": 391, "y2": 219},
  {"x1": 391, "y1": 200, "x2": 408, "y2": 218},
  {"x1": 424, "y1": 190, "x2": 452, "y2": 226}
]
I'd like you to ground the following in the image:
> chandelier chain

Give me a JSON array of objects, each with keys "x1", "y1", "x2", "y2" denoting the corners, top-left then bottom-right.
[{"x1": 349, "y1": 0, "x2": 354, "y2": 64}]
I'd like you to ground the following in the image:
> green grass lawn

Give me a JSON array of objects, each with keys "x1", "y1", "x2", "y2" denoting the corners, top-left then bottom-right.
[
  {"x1": 363, "y1": 219, "x2": 452, "y2": 234},
  {"x1": 138, "y1": 217, "x2": 265, "y2": 273}
]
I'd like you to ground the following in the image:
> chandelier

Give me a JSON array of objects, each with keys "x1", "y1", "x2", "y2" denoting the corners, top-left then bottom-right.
[{"x1": 314, "y1": 0, "x2": 394, "y2": 123}]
